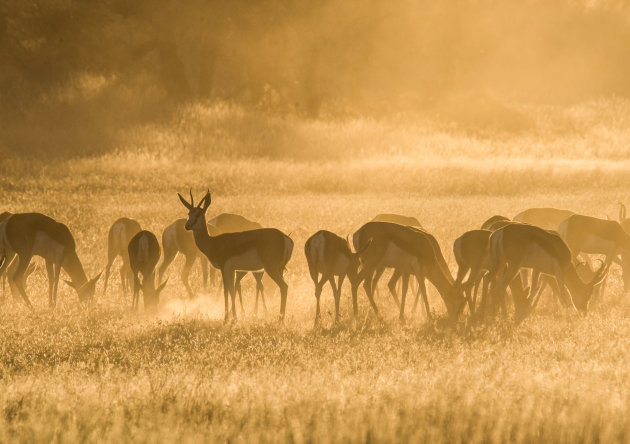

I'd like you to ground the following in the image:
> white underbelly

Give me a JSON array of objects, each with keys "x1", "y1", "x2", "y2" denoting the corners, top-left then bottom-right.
[
  {"x1": 32, "y1": 231, "x2": 64, "y2": 261},
  {"x1": 519, "y1": 245, "x2": 558, "y2": 274},
  {"x1": 379, "y1": 242, "x2": 418, "y2": 274},
  {"x1": 224, "y1": 249, "x2": 264, "y2": 272},
  {"x1": 579, "y1": 235, "x2": 617, "y2": 255}
]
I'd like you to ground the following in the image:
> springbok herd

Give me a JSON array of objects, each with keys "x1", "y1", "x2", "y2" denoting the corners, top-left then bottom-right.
[{"x1": 1, "y1": 190, "x2": 629, "y2": 325}]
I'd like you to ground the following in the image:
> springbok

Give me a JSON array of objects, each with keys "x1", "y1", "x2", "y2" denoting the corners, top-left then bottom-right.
[
  {"x1": 0, "y1": 213, "x2": 101, "y2": 309},
  {"x1": 453, "y1": 224, "x2": 529, "y2": 318},
  {"x1": 558, "y1": 214, "x2": 630, "y2": 292},
  {"x1": 207, "y1": 213, "x2": 268, "y2": 315},
  {"x1": 353, "y1": 221, "x2": 465, "y2": 321},
  {"x1": 305, "y1": 230, "x2": 362, "y2": 324},
  {"x1": 178, "y1": 190, "x2": 293, "y2": 321},
  {"x1": 488, "y1": 223, "x2": 608, "y2": 322},
  {"x1": 453, "y1": 229, "x2": 492, "y2": 314},
  {"x1": 128, "y1": 230, "x2": 167, "y2": 310},
  {"x1": 369, "y1": 213, "x2": 429, "y2": 316},
  {"x1": 103, "y1": 217, "x2": 142, "y2": 296},
  {"x1": 513, "y1": 207, "x2": 574, "y2": 230},
  {"x1": 158, "y1": 219, "x2": 209, "y2": 298}
]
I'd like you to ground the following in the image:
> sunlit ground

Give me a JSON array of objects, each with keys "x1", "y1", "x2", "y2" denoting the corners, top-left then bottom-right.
[{"x1": 2, "y1": 101, "x2": 630, "y2": 441}]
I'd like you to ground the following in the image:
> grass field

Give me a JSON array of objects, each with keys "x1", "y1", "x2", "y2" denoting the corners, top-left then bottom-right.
[{"x1": 2, "y1": 99, "x2": 630, "y2": 442}]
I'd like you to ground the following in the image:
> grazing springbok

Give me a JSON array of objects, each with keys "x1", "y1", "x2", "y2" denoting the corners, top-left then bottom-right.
[
  {"x1": 158, "y1": 219, "x2": 209, "y2": 298},
  {"x1": 353, "y1": 221, "x2": 465, "y2": 321},
  {"x1": 453, "y1": 229, "x2": 492, "y2": 314},
  {"x1": 305, "y1": 230, "x2": 362, "y2": 324},
  {"x1": 103, "y1": 217, "x2": 142, "y2": 296},
  {"x1": 558, "y1": 214, "x2": 630, "y2": 292},
  {"x1": 369, "y1": 213, "x2": 429, "y2": 316},
  {"x1": 0, "y1": 213, "x2": 101, "y2": 309},
  {"x1": 488, "y1": 223, "x2": 608, "y2": 322},
  {"x1": 453, "y1": 225, "x2": 529, "y2": 317},
  {"x1": 528, "y1": 261, "x2": 598, "y2": 311},
  {"x1": 480, "y1": 215, "x2": 510, "y2": 231},
  {"x1": 178, "y1": 190, "x2": 293, "y2": 321},
  {"x1": 513, "y1": 207, "x2": 575, "y2": 230},
  {"x1": 207, "y1": 213, "x2": 268, "y2": 315},
  {"x1": 128, "y1": 230, "x2": 167, "y2": 310}
]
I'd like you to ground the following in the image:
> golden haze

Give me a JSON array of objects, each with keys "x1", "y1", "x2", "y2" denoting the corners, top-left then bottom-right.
[{"x1": 2, "y1": 1, "x2": 630, "y2": 442}]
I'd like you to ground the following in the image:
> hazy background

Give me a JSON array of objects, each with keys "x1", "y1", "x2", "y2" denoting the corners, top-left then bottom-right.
[{"x1": 2, "y1": 0, "x2": 630, "y2": 157}]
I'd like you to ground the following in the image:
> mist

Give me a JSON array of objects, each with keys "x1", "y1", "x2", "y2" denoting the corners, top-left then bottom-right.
[{"x1": 2, "y1": 0, "x2": 630, "y2": 156}]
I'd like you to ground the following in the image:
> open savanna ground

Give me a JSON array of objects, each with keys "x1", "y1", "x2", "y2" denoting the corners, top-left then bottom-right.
[{"x1": 2, "y1": 100, "x2": 630, "y2": 442}]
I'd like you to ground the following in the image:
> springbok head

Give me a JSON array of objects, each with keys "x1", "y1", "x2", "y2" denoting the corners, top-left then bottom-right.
[
  {"x1": 178, "y1": 189, "x2": 211, "y2": 231},
  {"x1": 142, "y1": 278, "x2": 168, "y2": 310},
  {"x1": 66, "y1": 272, "x2": 102, "y2": 303}
]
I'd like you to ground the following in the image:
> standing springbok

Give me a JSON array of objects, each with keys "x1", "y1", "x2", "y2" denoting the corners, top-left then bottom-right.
[
  {"x1": 103, "y1": 217, "x2": 142, "y2": 296},
  {"x1": 178, "y1": 190, "x2": 293, "y2": 321},
  {"x1": 0, "y1": 213, "x2": 101, "y2": 308},
  {"x1": 558, "y1": 214, "x2": 630, "y2": 292},
  {"x1": 304, "y1": 230, "x2": 362, "y2": 324},
  {"x1": 128, "y1": 230, "x2": 167, "y2": 310},
  {"x1": 353, "y1": 222, "x2": 465, "y2": 321},
  {"x1": 158, "y1": 214, "x2": 268, "y2": 314},
  {"x1": 488, "y1": 223, "x2": 608, "y2": 322}
]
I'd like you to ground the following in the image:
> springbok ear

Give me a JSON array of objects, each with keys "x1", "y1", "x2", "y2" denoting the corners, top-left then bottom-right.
[
  {"x1": 178, "y1": 193, "x2": 193, "y2": 210},
  {"x1": 64, "y1": 279, "x2": 77, "y2": 289}
]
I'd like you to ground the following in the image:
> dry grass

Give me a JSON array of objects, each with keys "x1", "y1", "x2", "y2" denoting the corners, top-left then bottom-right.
[{"x1": 2, "y1": 99, "x2": 630, "y2": 442}]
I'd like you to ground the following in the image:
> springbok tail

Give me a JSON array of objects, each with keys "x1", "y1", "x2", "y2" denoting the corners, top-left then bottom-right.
[{"x1": 283, "y1": 234, "x2": 294, "y2": 271}]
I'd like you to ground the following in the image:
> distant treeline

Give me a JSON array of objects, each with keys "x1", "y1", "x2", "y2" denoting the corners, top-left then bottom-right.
[{"x1": 1, "y1": 0, "x2": 630, "y2": 155}]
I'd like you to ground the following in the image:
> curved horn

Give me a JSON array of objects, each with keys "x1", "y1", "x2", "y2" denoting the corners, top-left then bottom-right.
[
  {"x1": 591, "y1": 259, "x2": 609, "y2": 286},
  {"x1": 189, "y1": 188, "x2": 194, "y2": 207},
  {"x1": 178, "y1": 192, "x2": 193, "y2": 210}
]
